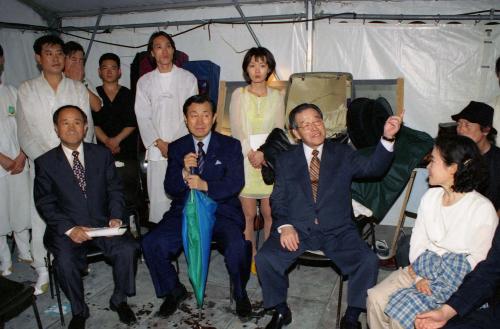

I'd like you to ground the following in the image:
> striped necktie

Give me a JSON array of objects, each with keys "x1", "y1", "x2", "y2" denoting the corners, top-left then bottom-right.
[
  {"x1": 72, "y1": 150, "x2": 87, "y2": 198},
  {"x1": 309, "y1": 149, "x2": 320, "y2": 202},
  {"x1": 197, "y1": 141, "x2": 205, "y2": 174}
]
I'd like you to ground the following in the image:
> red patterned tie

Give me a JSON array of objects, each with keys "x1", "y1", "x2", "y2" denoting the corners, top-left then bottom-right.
[
  {"x1": 310, "y1": 149, "x2": 320, "y2": 202},
  {"x1": 72, "y1": 151, "x2": 87, "y2": 198}
]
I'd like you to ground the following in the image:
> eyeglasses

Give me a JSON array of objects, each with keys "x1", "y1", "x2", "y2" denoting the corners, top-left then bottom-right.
[{"x1": 296, "y1": 120, "x2": 324, "y2": 131}]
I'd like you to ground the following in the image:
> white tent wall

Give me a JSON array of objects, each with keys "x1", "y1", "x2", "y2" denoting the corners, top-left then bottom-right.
[
  {"x1": 314, "y1": 22, "x2": 500, "y2": 136},
  {"x1": 63, "y1": 23, "x2": 307, "y2": 91},
  {"x1": 61, "y1": 1, "x2": 307, "y2": 88},
  {"x1": 0, "y1": 0, "x2": 46, "y2": 86},
  {"x1": 2, "y1": 0, "x2": 500, "y2": 226}
]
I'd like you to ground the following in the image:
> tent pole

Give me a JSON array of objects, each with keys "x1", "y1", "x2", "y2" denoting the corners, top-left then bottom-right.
[
  {"x1": 233, "y1": 0, "x2": 261, "y2": 48},
  {"x1": 85, "y1": 13, "x2": 103, "y2": 60},
  {"x1": 306, "y1": 0, "x2": 315, "y2": 72}
]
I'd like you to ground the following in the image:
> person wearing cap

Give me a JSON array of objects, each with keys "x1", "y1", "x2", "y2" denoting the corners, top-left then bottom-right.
[{"x1": 451, "y1": 101, "x2": 500, "y2": 217}]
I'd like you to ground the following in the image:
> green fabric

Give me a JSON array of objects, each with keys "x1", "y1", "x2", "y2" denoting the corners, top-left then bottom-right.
[
  {"x1": 185, "y1": 191, "x2": 203, "y2": 306},
  {"x1": 351, "y1": 126, "x2": 433, "y2": 222}
]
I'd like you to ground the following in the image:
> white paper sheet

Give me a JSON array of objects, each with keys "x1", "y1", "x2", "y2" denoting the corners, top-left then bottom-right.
[{"x1": 249, "y1": 133, "x2": 268, "y2": 150}]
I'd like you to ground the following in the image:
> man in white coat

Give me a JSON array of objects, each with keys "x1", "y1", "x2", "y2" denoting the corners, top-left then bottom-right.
[
  {"x1": 0, "y1": 44, "x2": 32, "y2": 276},
  {"x1": 135, "y1": 31, "x2": 197, "y2": 223},
  {"x1": 16, "y1": 34, "x2": 94, "y2": 294}
]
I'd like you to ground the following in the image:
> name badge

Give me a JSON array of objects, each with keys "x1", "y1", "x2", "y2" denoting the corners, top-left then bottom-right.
[{"x1": 7, "y1": 105, "x2": 15, "y2": 116}]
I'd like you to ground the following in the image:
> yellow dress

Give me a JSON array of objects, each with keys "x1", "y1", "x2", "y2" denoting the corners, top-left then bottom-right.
[{"x1": 229, "y1": 86, "x2": 285, "y2": 198}]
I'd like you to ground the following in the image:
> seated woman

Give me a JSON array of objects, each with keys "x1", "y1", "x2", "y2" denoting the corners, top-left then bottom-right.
[{"x1": 367, "y1": 135, "x2": 498, "y2": 329}]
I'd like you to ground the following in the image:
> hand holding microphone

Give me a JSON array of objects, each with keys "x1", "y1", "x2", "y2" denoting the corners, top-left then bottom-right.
[{"x1": 183, "y1": 152, "x2": 208, "y2": 191}]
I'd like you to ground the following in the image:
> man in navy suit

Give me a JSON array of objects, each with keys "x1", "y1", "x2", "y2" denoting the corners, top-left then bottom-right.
[
  {"x1": 415, "y1": 225, "x2": 500, "y2": 329},
  {"x1": 255, "y1": 103, "x2": 402, "y2": 329},
  {"x1": 34, "y1": 105, "x2": 139, "y2": 329},
  {"x1": 141, "y1": 94, "x2": 252, "y2": 319}
]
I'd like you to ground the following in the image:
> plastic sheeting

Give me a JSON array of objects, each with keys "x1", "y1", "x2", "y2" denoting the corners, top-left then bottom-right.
[{"x1": 315, "y1": 21, "x2": 500, "y2": 136}]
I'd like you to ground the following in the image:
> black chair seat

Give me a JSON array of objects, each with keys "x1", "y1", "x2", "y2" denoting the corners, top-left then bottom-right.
[{"x1": 0, "y1": 277, "x2": 43, "y2": 328}]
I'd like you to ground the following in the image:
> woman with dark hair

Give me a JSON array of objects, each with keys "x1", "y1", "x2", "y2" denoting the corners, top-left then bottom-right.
[
  {"x1": 229, "y1": 47, "x2": 285, "y2": 274},
  {"x1": 367, "y1": 135, "x2": 498, "y2": 329}
]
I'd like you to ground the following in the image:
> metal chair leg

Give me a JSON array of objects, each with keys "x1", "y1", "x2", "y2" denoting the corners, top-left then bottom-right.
[
  {"x1": 336, "y1": 275, "x2": 344, "y2": 329},
  {"x1": 31, "y1": 296, "x2": 43, "y2": 329},
  {"x1": 53, "y1": 269, "x2": 65, "y2": 326}
]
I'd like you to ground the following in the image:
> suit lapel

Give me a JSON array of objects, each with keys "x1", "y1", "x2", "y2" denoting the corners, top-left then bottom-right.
[
  {"x1": 82, "y1": 143, "x2": 94, "y2": 198},
  {"x1": 204, "y1": 132, "x2": 219, "y2": 171}
]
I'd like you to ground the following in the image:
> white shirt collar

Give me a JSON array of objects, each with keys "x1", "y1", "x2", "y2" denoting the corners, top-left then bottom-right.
[
  {"x1": 303, "y1": 142, "x2": 324, "y2": 166},
  {"x1": 61, "y1": 143, "x2": 84, "y2": 168},
  {"x1": 192, "y1": 132, "x2": 212, "y2": 153}
]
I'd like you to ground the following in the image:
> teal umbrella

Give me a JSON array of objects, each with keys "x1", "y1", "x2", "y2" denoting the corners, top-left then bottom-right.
[{"x1": 182, "y1": 189, "x2": 217, "y2": 308}]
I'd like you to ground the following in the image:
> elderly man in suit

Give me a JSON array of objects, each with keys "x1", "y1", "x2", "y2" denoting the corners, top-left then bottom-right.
[
  {"x1": 34, "y1": 105, "x2": 139, "y2": 329},
  {"x1": 141, "y1": 94, "x2": 252, "y2": 319},
  {"x1": 255, "y1": 103, "x2": 402, "y2": 329},
  {"x1": 415, "y1": 225, "x2": 500, "y2": 329}
]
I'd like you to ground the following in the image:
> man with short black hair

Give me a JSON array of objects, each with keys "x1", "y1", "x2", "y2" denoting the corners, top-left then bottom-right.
[
  {"x1": 35, "y1": 105, "x2": 139, "y2": 329},
  {"x1": 141, "y1": 94, "x2": 252, "y2": 319},
  {"x1": 94, "y1": 52, "x2": 139, "y2": 206},
  {"x1": 16, "y1": 34, "x2": 95, "y2": 295},
  {"x1": 63, "y1": 41, "x2": 102, "y2": 113}
]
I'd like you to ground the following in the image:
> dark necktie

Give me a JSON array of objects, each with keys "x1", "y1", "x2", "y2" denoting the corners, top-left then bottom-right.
[
  {"x1": 197, "y1": 141, "x2": 205, "y2": 174},
  {"x1": 310, "y1": 149, "x2": 320, "y2": 202},
  {"x1": 72, "y1": 150, "x2": 87, "y2": 198}
]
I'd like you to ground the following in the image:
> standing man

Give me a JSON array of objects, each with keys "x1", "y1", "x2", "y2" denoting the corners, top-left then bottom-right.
[
  {"x1": 452, "y1": 101, "x2": 500, "y2": 217},
  {"x1": 141, "y1": 94, "x2": 252, "y2": 319},
  {"x1": 16, "y1": 34, "x2": 94, "y2": 295},
  {"x1": 255, "y1": 103, "x2": 401, "y2": 329},
  {"x1": 34, "y1": 105, "x2": 139, "y2": 329},
  {"x1": 94, "y1": 52, "x2": 139, "y2": 207},
  {"x1": 135, "y1": 31, "x2": 197, "y2": 223},
  {"x1": 0, "y1": 44, "x2": 32, "y2": 276},
  {"x1": 63, "y1": 41, "x2": 102, "y2": 113}
]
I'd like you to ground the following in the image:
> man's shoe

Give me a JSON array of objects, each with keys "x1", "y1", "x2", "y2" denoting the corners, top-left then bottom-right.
[
  {"x1": 265, "y1": 308, "x2": 292, "y2": 329},
  {"x1": 339, "y1": 316, "x2": 362, "y2": 329},
  {"x1": 68, "y1": 315, "x2": 87, "y2": 329},
  {"x1": 235, "y1": 295, "x2": 252, "y2": 318},
  {"x1": 158, "y1": 284, "x2": 188, "y2": 318},
  {"x1": 110, "y1": 302, "x2": 137, "y2": 325}
]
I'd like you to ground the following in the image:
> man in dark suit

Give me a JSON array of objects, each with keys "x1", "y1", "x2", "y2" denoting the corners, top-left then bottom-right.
[
  {"x1": 141, "y1": 94, "x2": 252, "y2": 319},
  {"x1": 34, "y1": 105, "x2": 139, "y2": 329},
  {"x1": 415, "y1": 225, "x2": 500, "y2": 329},
  {"x1": 255, "y1": 103, "x2": 402, "y2": 329}
]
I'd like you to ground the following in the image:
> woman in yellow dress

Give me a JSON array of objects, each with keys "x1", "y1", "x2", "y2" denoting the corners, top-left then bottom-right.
[{"x1": 229, "y1": 47, "x2": 285, "y2": 273}]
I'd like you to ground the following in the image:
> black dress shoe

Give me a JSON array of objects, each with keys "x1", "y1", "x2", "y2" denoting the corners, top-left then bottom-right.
[
  {"x1": 339, "y1": 316, "x2": 362, "y2": 329},
  {"x1": 110, "y1": 302, "x2": 137, "y2": 325},
  {"x1": 158, "y1": 284, "x2": 188, "y2": 318},
  {"x1": 265, "y1": 308, "x2": 292, "y2": 329},
  {"x1": 68, "y1": 315, "x2": 87, "y2": 329},
  {"x1": 235, "y1": 295, "x2": 252, "y2": 318}
]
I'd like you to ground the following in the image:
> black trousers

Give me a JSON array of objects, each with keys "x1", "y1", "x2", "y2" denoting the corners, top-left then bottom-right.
[
  {"x1": 45, "y1": 232, "x2": 140, "y2": 317},
  {"x1": 444, "y1": 307, "x2": 500, "y2": 329}
]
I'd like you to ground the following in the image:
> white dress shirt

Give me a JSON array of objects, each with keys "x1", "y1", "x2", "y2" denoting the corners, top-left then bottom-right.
[
  {"x1": 16, "y1": 73, "x2": 93, "y2": 160},
  {"x1": 135, "y1": 66, "x2": 198, "y2": 161},
  {"x1": 0, "y1": 83, "x2": 21, "y2": 178}
]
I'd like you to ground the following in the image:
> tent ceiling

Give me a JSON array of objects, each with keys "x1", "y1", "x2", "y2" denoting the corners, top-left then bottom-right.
[{"x1": 20, "y1": 0, "x2": 301, "y2": 18}]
